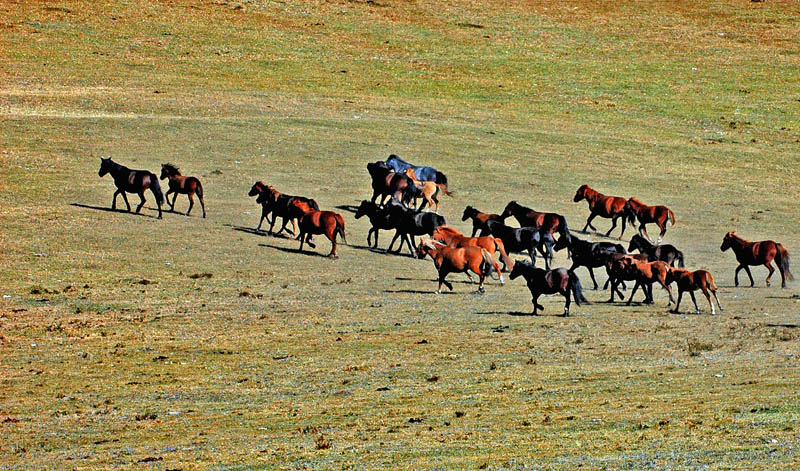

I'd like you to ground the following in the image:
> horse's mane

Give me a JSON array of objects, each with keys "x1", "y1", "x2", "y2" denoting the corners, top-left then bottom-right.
[
  {"x1": 434, "y1": 225, "x2": 462, "y2": 237},
  {"x1": 162, "y1": 163, "x2": 181, "y2": 175},
  {"x1": 628, "y1": 197, "x2": 644, "y2": 205}
]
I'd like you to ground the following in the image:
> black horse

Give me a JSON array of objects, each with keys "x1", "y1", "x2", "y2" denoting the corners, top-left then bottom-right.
[
  {"x1": 384, "y1": 201, "x2": 445, "y2": 255},
  {"x1": 98, "y1": 158, "x2": 163, "y2": 218},
  {"x1": 367, "y1": 161, "x2": 417, "y2": 207},
  {"x1": 461, "y1": 205, "x2": 504, "y2": 237},
  {"x1": 480, "y1": 219, "x2": 552, "y2": 268},
  {"x1": 385, "y1": 154, "x2": 448, "y2": 187},
  {"x1": 509, "y1": 260, "x2": 589, "y2": 316},
  {"x1": 628, "y1": 234, "x2": 685, "y2": 267},
  {"x1": 248, "y1": 182, "x2": 319, "y2": 235},
  {"x1": 553, "y1": 234, "x2": 626, "y2": 290},
  {"x1": 354, "y1": 200, "x2": 396, "y2": 249}
]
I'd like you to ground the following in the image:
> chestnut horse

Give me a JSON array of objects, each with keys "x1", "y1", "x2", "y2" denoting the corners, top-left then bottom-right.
[
  {"x1": 367, "y1": 161, "x2": 416, "y2": 207},
  {"x1": 624, "y1": 198, "x2": 675, "y2": 243},
  {"x1": 509, "y1": 260, "x2": 589, "y2": 316},
  {"x1": 720, "y1": 231, "x2": 793, "y2": 288},
  {"x1": 291, "y1": 200, "x2": 347, "y2": 258},
  {"x1": 403, "y1": 169, "x2": 451, "y2": 213},
  {"x1": 160, "y1": 164, "x2": 206, "y2": 218},
  {"x1": 668, "y1": 267, "x2": 723, "y2": 315},
  {"x1": 432, "y1": 225, "x2": 513, "y2": 273},
  {"x1": 462, "y1": 206, "x2": 504, "y2": 237},
  {"x1": 248, "y1": 182, "x2": 319, "y2": 235},
  {"x1": 573, "y1": 184, "x2": 628, "y2": 238},
  {"x1": 415, "y1": 238, "x2": 499, "y2": 294},
  {"x1": 618, "y1": 259, "x2": 675, "y2": 306},
  {"x1": 98, "y1": 158, "x2": 163, "y2": 219}
]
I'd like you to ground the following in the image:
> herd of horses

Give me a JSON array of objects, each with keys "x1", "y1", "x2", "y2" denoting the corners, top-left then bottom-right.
[{"x1": 97, "y1": 155, "x2": 794, "y2": 316}]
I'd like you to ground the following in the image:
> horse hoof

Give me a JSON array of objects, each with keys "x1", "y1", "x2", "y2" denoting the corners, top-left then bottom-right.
[{"x1": 435, "y1": 290, "x2": 441, "y2": 295}]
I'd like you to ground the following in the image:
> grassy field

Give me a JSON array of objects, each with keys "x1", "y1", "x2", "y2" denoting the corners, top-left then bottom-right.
[{"x1": 2, "y1": 1, "x2": 800, "y2": 469}]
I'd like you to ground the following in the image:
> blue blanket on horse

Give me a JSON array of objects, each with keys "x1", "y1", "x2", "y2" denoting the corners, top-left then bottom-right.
[{"x1": 385, "y1": 154, "x2": 448, "y2": 187}]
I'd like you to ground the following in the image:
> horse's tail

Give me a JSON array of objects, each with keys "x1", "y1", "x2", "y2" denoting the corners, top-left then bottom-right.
[
  {"x1": 705, "y1": 271, "x2": 718, "y2": 292},
  {"x1": 676, "y1": 250, "x2": 685, "y2": 268},
  {"x1": 334, "y1": 214, "x2": 347, "y2": 245},
  {"x1": 494, "y1": 238, "x2": 514, "y2": 272},
  {"x1": 776, "y1": 243, "x2": 793, "y2": 282},
  {"x1": 435, "y1": 171, "x2": 448, "y2": 187},
  {"x1": 480, "y1": 248, "x2": 501, "y2": 281},
  {"x1": 569, "y1": 270, "x2": 590, "y2": 305},
  {"x1": 403, "y1": 182, "x2": 418, "y2": 206},
  {"x1": 149, "y1": 173, "x2": 164, "y2": 206},
  {"x1": 437, "y1": 183, "x2": 453, "y2": 196},
  {"x1": 558, "y1": 214, "x2": 570, "y2": 238},
  {"x1": 195, "y1": 179, "x2": 204, "y2": 199},
  {"x1": 668, "y1": 208, "x2": 676, "y2": 227}
]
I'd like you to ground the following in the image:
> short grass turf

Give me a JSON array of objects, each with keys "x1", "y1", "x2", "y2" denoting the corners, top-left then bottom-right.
[{"x1": 1, "y1": 1, "x2": 799, "y2": 469}]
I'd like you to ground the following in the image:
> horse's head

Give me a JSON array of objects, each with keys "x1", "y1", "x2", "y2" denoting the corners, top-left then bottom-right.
[
  {"x1": 553, "y1": 233, "x2": 571, "y2": 252},
  {"x1": 160, "y1": 163, "x2": 179, "y2": 180},
  {"x1": 432, "y1": 226, "x2": 457, "y2": 244},
  {"x1": 628, "y1": 234, "x2": 645, "y2": 252},
  {"x1": 415, "y1": 237, "x2": 437, "y2": 259},
  {"x1": 248, "y1": 181, "x2": 265, "y2": 197},
  {"x1": 509, "y1": 259, "x2": 532, "y2": 280},
  {"x1": 367, "y1": 161, "x2": 389, "y2": 176},
  {"x1": 573, "y1": 184, "x2": 589, "y2": 202},
  {"x1": 354, "y1": 200, "x2": 373, "y2": 219},
  {"x1": 720, "y1": 231, "x2": 736, "y2": 252},
  {"x1": 98, "y1": 158, "x2": 112, "y2": 177},
  {"x1": 500, "y1": 201, "x2": 517, "y2": 219}
]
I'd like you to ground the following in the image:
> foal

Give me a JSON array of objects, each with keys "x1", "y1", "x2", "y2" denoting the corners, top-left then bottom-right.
[
  {"x1": 625, "y1": 198, "x2": 675, "y2": 243},
  {"x1": 403, "y1": 168, "x2": 451, "y2": 213},
  {"x1": 721, "y1": 231, "x2": 793, "y2": 288},
  {"x1": 415, "y1": 238, "x2": 499, "y2": 294},
  {"x1": 668, "y1": 267, "x2": 723, "y2": 315},
  {"x1": 160, "y1": 164, "x2": 206, "y2": 218},
  {"x1": 432, "y1": 225, "x2": 513, "y2": 273},
  {"x1": 509, "y1": 260, "x2": 589, "y2": 316}
]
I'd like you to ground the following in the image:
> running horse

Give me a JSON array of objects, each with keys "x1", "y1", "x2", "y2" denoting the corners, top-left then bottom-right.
[
  {"x1": 385, "y1": 154, "x2": 448, "y2": 187},
  {"x1": 509, "y1": 260, "x2": 589, "y2": 316},
  {"x1": 291, "y1": 200, "x2": 347, "y2": 258},
  {"x1": 415, "y1": 238, "x2": 499, "y2": 294},
  {"x1": 403, "y1": 169, "x2": 451, "y2": 213},
  {"x1": 624, "y1": 197, "x2": 675, "y2": 243},
  {"x1": 160, "y1": 164, "x2": 206, "y2": 218},
  {"x1": 720, "y1": 231, "x2": 793, "y2": 288},
  {"x1": 500, "y1": 201, "x2": 570, "y2": 262},
  {"x1": 248, "y1": 182, "x2": 319, "y2": 235},
  {"x1": 432, "y1": 225, "x2": 513, "y2": 273},
  {"x1": 668, "y1": 267, "x2": 724, "y2": 315},
  {"x1": 98, "y1": 158, "x2": 163, "y2": 218},
  {"x1": 573, "y1": 184, "x2": 628, "y2": 238},
  {"x1": 462, "y1": 206, "x2": 504, "y2": 237},
  {"x1": 366, "y1": 161, "x2": 417, "y2": 207}
]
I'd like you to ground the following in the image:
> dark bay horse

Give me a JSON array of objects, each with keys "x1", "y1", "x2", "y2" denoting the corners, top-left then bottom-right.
[
  {"x1": 367, "y1": 161, "x2": 417, "y2": 207},
  {"x1": 628, "y1": 234, "x2": 684, "y2": 267},
  {"x1": 721, "y1": 231, "x2": 792, "y2": 288},
  {"x1": 480, "y1": 219, "x2": 548, "y2": 268},
  {"x1": 509, "y1": 260, "x2": 589, "y2": 316},
  {"x1": 416, "y1": 238, "x2": 498, "y2": 294},
  {"x1": 98, "y1": 158, "x2": 163, "y2": 218},
  {"x1": 462, "y1": 206, "x2": 504, "y2": 237},
  {"x1": 386, "y1": 154, "x2": 448, "y2": 188},
  {"x1": 432, "y1": 225, "x2": 513, "y2": 273},
  {"x1": 553, "y1": 234, "x2": 626, "y2": 290},
  {"x1": 385, "y1": 201, "x2": 446, "y2": 255},
  {"x1": 625, "y1": 198, "x2": 675, "y2": 243},
  {"x1": 248, "y1": 182, "x2": 319, "y2": 234},
  {"x1": 668, "y1": 267, "x2": 724, "y2": 315},
  {"x1": 160, "y1": 164, "x2": 206, "y2": 218},
  {"x1": 354, "y1": 200, "x2": 395, "y2": 249},
  {"x1": 573, "y1": 184, "x2": 628, "y2": 238},
  {"x1": 603, "y1": 252, "x2": 651, "y2": 302},
  {"x1": 292, "y1": 200, "x2": 347, "y2": 258},
  {"x1": 500, "y1": 201, "x2": 569, "y2": 262}
]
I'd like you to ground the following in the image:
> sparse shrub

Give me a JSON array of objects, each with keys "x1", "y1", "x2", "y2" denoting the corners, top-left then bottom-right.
[{"x1": 687, "y1": 337, "x2": 714, "y2": 357}]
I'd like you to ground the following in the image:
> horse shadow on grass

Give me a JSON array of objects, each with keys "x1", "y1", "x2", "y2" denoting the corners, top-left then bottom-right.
[
  {"x1": 476, "y1": 310, "x2": 537, "y2": 317},
  {"x1": 70, "y1": 203, "x2": 160, "y2": 219},
  {"x1": 334, "y1": 204, "x2": 360, "y2": 214},
  {"x1": 227, "y1": 224, "x2": 296, "y2": 240},
  {"x1": 395, "y1": 276, "x2": 475, "y2": 285},
  {"x1": 258, "y1": 243, "x2": 330, "y2": 258}
]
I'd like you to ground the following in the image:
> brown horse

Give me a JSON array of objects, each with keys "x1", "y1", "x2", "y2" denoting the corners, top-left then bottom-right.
[
  {"x1": 249, "y1": 182, "x2": 319, "y2": 235},
  {"x1": 416, "y1": 238, "x2": 498, "y2": 294},
  {"x1": 432, "y1": 225, "x2": 512, "y2": 275},
  {"x1": 501, "y1": 201, "x2": 569, "y2": 263},
  {"x1": 367, "y1": 161, "x2": 416, "y2": 207},
  {"x1": 160, "y1": 164, "x2": 206, "y2": 218},
  {"x1": 604, "y1": 253, "x2": 651, "y2": 302},
  {"x1": 403, "y1": 169, "x2": 451, "y2": 213},
  {"x1": 624, "y1": 198, "x2": 675, "y2": 243},
  {"x1": 618, "y1": 258, "x2": 675, "y2": 306},
  {"x1": 668, "y1": 267, "x2": 723, "y2": 315},
  {"x1": 573, "y1": 184, "x2": 628, "y2": 238},
  {"x1": 291, "y1": 200, "x2": 347, "y2": 258},
  {"x1": 721, "y1": 231, "x2": 793, "y2": 288},
  {"x1": 461, "y1": 206, "x2": 504, "y2": 237}
]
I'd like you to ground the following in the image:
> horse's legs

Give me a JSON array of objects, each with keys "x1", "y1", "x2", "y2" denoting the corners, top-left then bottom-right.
[
  {"x1": 477, "y1": 273, "x2": 486, "y2": 294},
  {"x1": 626, "y1": 281, "x2": 640, "y2": 305},
  {"x1": 120, "y1": 191, "x2": 132, "y2": 212},
  {"x1": 671, "y1": 290, "x2": 683, "y2": 314},
  {"x1": 562, "y1": 288, "x2": 572, "y2": 316},
  {"x1": 256, "y1": 215, "x2": 265, "y2": 231},
  {"x1": 186, "y1": 192, "x2": 194, "y2": 216},
  {"x1": 583, "y1": 212, "x2": 597, "y2": 232},
  {"x1": 198, "y1": 193, "x2": 206, "y2": 218},
  {"x1": 135, "y1": 192, "x2": 146, "y2": 214},
  {"x1": 528, "y1": 248, "x2": 537, "y2": 267},
  {"x1": 605, "y1": 217, "x2": 618, "y2": 238},
  {"x1": 111, "y1": 189, "x2": 122, "y2": 210},
  {"x1": 712, "y1": 290, "x2": 724, "y2": 312},
  {"x1": 586, "y1": 267, "x2": 599, "y2": 290},
  {"x1": 164, "y1": 189, "x2": 174, "y2": 210},
  {"x1": 327, "y1": 233, "x2": 338, "y2": 258},
  {"x1": 765, "y1": 262, "x2": 775, "y2": 287},
  {"x1": 386, "y1": 231, "x2": 401, "y2": 253},
  {"x1": 171, "y1": 192, "x2": 178, "y2": 211},
  {"x1": 639, "y1": 224, "x2": 652, "y2": 242},
  {"x1": 298, "y1": 231, "x2": 306, "y2": 251},
  {"x1": 689, "y1": 291, "x2": 700, "y2": 314},
  {"x1": 744, "y1": 266, "x2": 755, "y2": 287},
  {"x1": 471, "y1": 224, "x2": 479, "y2": 237},
  {"x1": 531, "y1": 293, "x2": 541, "y2": 315},
  {"x1": 701, "y1": 287, "x2": 714, "y2": 314},
  {"x1": 619, "y1": 215, "x2": 627, "y2": 239},
  {"x1": 657, "y1": 223, "x2": 667, "y2": 243}
]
